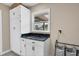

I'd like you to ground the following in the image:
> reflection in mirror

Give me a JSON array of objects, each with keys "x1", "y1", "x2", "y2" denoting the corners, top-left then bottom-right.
[{"x1": 34, "y1": 13, "x2": 48, "y2": 31}]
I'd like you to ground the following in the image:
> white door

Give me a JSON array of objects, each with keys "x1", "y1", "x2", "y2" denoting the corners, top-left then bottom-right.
[
  {"x1": 21, "y1": 7, "x2": 31, "y2": 34},
  {"x1": 34, "y1": 41, "x2": 44, "y2": 56},
  {"x1": 35, "y1": 44, "x2": 44, "y2": 56},
  {"x1": 20, "y1": 38, "x2": 26, "y2": 56},
  {"x1": 10, "y1": 8, "x2": 21, "y2": 55},
  {"x1": 26, "y1": 39, "x2": 34, "y2": 56},
  {"x1": 0, "y1": 10, "x2": 2, "y2": 54}
]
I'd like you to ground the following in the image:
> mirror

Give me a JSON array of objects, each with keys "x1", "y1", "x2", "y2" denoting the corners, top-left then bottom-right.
[
  {"x1": 34, "y1": 13, "x2": 48, "y2": 31},
  {"x1": 32, "y1": 8, "x2": 50, "y2": 33}
]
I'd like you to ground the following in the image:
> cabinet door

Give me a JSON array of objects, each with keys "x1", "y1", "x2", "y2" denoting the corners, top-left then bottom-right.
[
  {"x1": 34, "y1": 41, "x2": 44, "y2": 56},
  {"x1": 10, "y1": 8, "x2": 21, "y2": 55},
  {"x1": 26, "y1": 39, "x2": 35, "y2": 56},
  {"x1": 26, "y1": 40, "x2": 44, "y2": 56},
  {"x1": 20, "y1": 39, "x2": 26, "y2": 56},
  {"x1": 21, "y1": 7, "x2": 31, "y2": 34}
]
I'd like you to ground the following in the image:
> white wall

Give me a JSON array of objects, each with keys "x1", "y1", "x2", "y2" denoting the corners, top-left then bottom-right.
[{"x1": 0, "y1": 3, "x2": 10, "y2": 52}]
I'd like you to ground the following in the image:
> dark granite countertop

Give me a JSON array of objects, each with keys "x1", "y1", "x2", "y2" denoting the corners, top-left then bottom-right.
[{"x1": 21, "y1": 33, "x2": 50, "y2": 41}]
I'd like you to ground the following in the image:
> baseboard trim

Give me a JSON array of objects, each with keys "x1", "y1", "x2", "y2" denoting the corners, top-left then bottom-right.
[{"x1": 1, "y1": 49, "x2": 11, "y2": 55}]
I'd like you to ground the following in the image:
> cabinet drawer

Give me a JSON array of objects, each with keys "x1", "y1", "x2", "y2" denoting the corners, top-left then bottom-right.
[
  {"x1": 26, "y1": 39, "x2": 44, "y2": 47},
  {"x1": 34, "y1": 41, "x2": 44, "y2": 47}
]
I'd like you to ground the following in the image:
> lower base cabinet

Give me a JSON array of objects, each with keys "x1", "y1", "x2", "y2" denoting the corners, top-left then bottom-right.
[{"x1": 20, "y1": 38, "x2": 50, "y2": 56}]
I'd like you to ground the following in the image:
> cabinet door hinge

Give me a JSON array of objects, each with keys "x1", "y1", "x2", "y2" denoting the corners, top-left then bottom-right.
[
  {"x1": 19, "y1": 20, "x2": 21, "y2": 23},
  {"x1": 24, "y1": 44, "x2": 26, "y2": 47}
]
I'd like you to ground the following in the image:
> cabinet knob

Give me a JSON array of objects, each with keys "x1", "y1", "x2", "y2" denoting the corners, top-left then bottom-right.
[
  {"x1": 22, "y1": 39, "x2": 24, "y2": 41},
  {"x1": 32, "y1": 42, "x2": 35, "y2": 44},
  {"x1": 13, "y1": 13, "x2": 15, "y2": 15},
  {"x1": 32, "y1": 46, "x2": 35, "y2": 51},
  {"x1": 13, "y1": 27, "x2": 15, "y2": 30}
]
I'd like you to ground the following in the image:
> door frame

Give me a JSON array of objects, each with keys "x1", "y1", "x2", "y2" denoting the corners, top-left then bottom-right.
[{"x1": 0, "y1": 10, "x2": 2, "y2": 55}]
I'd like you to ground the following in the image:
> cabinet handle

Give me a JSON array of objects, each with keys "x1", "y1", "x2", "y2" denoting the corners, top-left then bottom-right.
[
  {"x1": 22, "y1": 39, "x2": 24, "y2": 41},
  {"x1": 32, "y1": 46, "x2": 35, "y2": 51},
  {"x1": 32, "y1": 42, "x2": 35, "y2": 44}
]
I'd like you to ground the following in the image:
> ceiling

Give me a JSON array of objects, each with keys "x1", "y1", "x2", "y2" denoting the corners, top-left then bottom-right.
[{"x1": 3, "y1": 3, "x2": 39, "y2": 7}]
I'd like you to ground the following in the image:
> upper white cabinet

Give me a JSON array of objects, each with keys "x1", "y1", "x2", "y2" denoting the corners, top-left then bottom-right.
[
  {"x1": 10, "y1": 6, "x2": 21, "y2": 55},
  {"x1": 10, "y1": 5, "x2": 31, "y2": 55},
  {"x1": 21, "y1": 6, "x2": 31, "y2": 34},
  {"x1": 10, "y1": 5, "x2": 31, "y2": 34},
  {"x1": 32, "y1": 8, "x2": 50, "y2": 34}
]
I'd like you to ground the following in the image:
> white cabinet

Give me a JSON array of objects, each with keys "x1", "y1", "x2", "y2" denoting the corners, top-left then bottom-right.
[
  {"x1": 10, "y1": 5, "x2": 31, "y2": 55},
  {"x1": 33, "y1": 40, "x2": 44, "y2": 56},
  {"x1": 26, "y1": 39, "x2": 50, "y2": 56},
  {"x1": 26, "y1": 39, "x2": 34, "y2": 56},
  {"x1": 20, "y1": 38, "x2": 50, "y2": 56},
  {"x1": 21, "y1": 6, "x2": 31, "y2": 34},
  {"x1": 10, "y1": 7, "x2": 21, "y2": 55}
]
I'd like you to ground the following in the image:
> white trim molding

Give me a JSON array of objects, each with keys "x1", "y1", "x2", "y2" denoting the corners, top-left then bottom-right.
[{"x1": 0, "y1": 49, "x2": 11, "y2": 55}]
